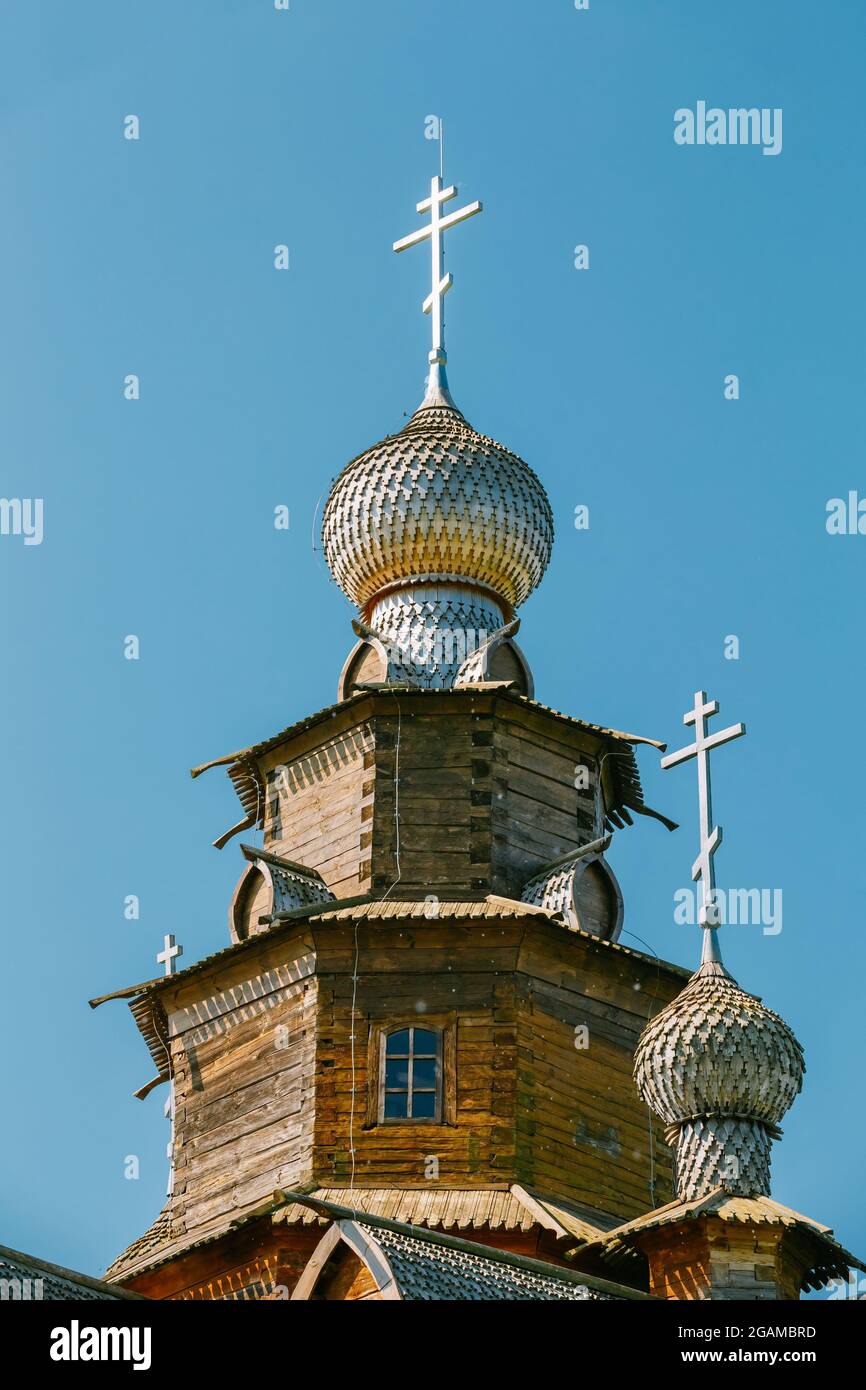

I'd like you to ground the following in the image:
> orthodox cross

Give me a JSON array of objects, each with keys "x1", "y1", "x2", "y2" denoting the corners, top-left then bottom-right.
[
  {"x1": 156, "y1": 933, "x2": 183, "y2": 976},
  {"x1": 393, "y1": 174, "x2": 482, "y2": 369},
  {"x1": 661, "y1": 691, "x2": 745, "y2": 955}
]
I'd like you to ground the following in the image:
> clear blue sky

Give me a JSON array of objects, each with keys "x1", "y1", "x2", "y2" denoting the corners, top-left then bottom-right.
[{"x1": 1, "y1": 1, "x2": 863, "y2": 1287}]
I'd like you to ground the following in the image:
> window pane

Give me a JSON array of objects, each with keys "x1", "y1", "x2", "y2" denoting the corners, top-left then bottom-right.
[
  {"x1": 385, "y1": 1059, "x2": 409, "y2": 1089},
  {"x1": 384, "y1": 1091, "x2": 408, "y2": 1119},
  {"x1": 412, "y1": 1090, "x2": 436, "y2": 1119},
  {"x1": 413, "y1": 1029, "x2": 438, "y2": 1055},
  {"x1": 412, "y1": 1058, "x2": 437, "y2": 1090},
  {"x1": 386, "y1": 1029, "x2": 410, "y2": 1056}
]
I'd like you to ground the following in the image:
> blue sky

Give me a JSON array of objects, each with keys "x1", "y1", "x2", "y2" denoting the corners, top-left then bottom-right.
[{"x1": 1, "y1": 1, "x2": 863, "y2": 1287}]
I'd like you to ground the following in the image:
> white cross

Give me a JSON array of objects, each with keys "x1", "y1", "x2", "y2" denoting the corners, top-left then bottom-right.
[
  {"x1": 156, "y1": 933, "x2": 183, "y2": 976},
  {"x1": 661, "y1": 691, "x2": 745, "y2": 944},
  {"x1": 393, "y1": 175, "x2": 482, "y2": 370}
]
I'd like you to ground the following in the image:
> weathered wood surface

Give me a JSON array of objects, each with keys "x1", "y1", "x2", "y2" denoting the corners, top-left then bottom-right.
[
  {"x1": 150, "y1": 914, "x2": 679, "y2": 1258},
  {"x1": 640, "y1": 1221, "x2": 798, "y2": 1301},
  {"x1": 125, "y1": 1221, "x2": 323, "y2": 1301},
  {"x1": 261, "y1": 717, "x2": 375, "y2": 900},
  {"x1": 309, "y1": 920, "x2": 674, "y2": 1222},
  {"x1": 244, "y1": 692, "x2": 617, "y2": 902}
]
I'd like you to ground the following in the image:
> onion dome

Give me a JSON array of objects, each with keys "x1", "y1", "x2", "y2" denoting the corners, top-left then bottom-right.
[
  {"x1": 322, "y1": 396, "x2": 554, "y2": 617},
  {"x1": 634, "y1": 957, "x2": 805, "y2": 1200},
  {"x1": 324, "y1": 172, "x2": 554, "y2": 692},
  {"x1": 323, "y1": 383, "x2": 554, "y2": 692}
]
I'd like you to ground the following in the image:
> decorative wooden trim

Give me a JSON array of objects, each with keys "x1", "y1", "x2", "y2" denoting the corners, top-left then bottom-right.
[
  {"x1": 290, "y1": 1223, "x2": 342, "y2": 1300},
  {"x1": 363, "y1": 1024, "x2": 379, "y2": 1129},
  {"x1": 228, "y1": 861, "x2": 267, "y2": 944},
  {"x1": 508, "y1": 1185, "x2": 569, "y2": 1239},
  {"x1": 443, "y1": 1021, "x2": 457, "y2": 1127},
  {"x1": 291, "y1": 1221, "x2": 402, "y2": 1301}
]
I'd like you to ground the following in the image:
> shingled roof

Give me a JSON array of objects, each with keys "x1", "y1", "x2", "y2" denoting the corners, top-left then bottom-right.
[
  {"x1": 104, "y1": 1208, "x2": 172, "y2": 1283},
  {"x1": 0, "y1": 1244, "x2": 147, "y2": 1301},
  {"x1": 570, "y1": 1188, "x2": 866, "y2": 1293},
  {"x1": 91, "y1": 894, "x2": 689, "y2": 1013},
  {"x1": 105, "y1": 1184, "x2": 616, "y2": 1284},
  {"x1": 285, "y1": 1193, "x2": 650, "y2": 1301},
  {"x1": 346, "y1": 1222, "x2": 613, "y2": 1301},
  {"x1": 272, "y1": 1184, "x2": 611, "y2": 1243}
]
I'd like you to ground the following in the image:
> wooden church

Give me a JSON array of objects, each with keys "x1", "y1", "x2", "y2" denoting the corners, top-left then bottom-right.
[{"x1": 89, "y1": 172, "x2": 863, "y2": 1303}]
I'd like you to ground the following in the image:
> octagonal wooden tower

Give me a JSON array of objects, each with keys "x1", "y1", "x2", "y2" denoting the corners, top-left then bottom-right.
[
  {"x1": 86, "y1": 169, "x2": 866, "y2": 1306},
  {"x1": 90, "y1": 179, "x2": 697, "y2": 1301},
  {"x1": 91, "y1": 664, "x2": 692, "y2": 1300},
  {"x1": 97, "y1": 899, "x2": 688, "y2": 1299}
]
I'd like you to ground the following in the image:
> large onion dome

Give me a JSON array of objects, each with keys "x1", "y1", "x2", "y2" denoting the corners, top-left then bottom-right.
[
  {"x1": 634, "y1": 956, "x2": 805, "y2": 1201},
  {"x1": 322, "y1": 170, "x2": 555, "y2": 692},
  {"x1": 321, "y1": 398, "x2": 554, "y2": 617}
]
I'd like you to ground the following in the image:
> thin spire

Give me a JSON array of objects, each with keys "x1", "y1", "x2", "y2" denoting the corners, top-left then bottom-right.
[
  {"x1": 699, "y1": 920, "x2": 729, "y2": 975},
  {"x1": 393, "y1": 170, "x2": 482, "y2": 410}
]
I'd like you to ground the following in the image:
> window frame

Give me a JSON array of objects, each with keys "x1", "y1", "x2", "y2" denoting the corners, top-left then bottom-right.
[{"x1": 365, "y1": 1015, "x2": 457, "y2": 1128}]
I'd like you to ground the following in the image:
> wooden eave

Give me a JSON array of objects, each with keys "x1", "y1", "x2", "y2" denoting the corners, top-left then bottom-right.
[
  {"x1": 271, "y1": 1184, "x2": 609, "y2": 1244},
  {"x1": 569, "y1": 1185, "x2": 866, "y2": 1292},
  {"x1": 106, "y1": 1185, "x2": 606, "y2": 1286},
  {"x1": 239, "y1": 841, "x2": 329, "y2": 884},
  {"x1": 89, "y1": 898, "x2": 689, "y2": 1112},
  {"x1": 189, "y1": 687, "x2": 677, "y2": 847},
  {"x1": 89, "y1": 893, "x2": 690, "y2": 1014},
  {"x1": 112, "y1": 1188, "x2": 650, "y2": 1297}
]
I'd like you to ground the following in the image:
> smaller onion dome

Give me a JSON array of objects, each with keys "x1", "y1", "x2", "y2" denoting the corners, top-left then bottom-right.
[
  {"x1": 634, "y1": 953, "x2": 805, "y2": 1200},
  {"x1": 635, "y1": 960, "x2": 804, "y2": 1130}
]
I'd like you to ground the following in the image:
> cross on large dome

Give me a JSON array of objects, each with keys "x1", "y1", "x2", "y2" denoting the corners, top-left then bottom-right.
[{"x1": 321, "y1": 169, "x2": 554, "y2": 692}]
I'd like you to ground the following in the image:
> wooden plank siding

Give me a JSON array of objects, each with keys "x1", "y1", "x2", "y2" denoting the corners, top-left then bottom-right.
[
  {"x1": 151, "y1": 914, "x2": 679, "y2": 1256},
  {"x1": 165, "y1": 931, "x2": 320, "y2": 1242},
  {"x1": 125, "y1": 1222, "x2": 324, "y2": 1301},
  {"x1": 260, "y1": 718, "x2": 375, "y2": 900},
  {"x1": 368, "y1": 698, "x2": 603, "y2": 897},
  {"x1": 308, "y1": 919, "x2": 676, "y2": 1226},
  {"x1": 243, "y1": 693, "x2": 612, "y2": 904},
  {"x1": 492, "y1": 712, "x2": 600, "y2": 897}
]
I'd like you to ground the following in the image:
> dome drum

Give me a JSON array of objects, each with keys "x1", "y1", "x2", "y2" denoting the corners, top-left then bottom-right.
[
  {"x1": 365, "y1": 583, "x2": 506, "y2": 690},
  {"x1": 673, "y1": 1116, "x2": 774, "y2": 1202}
]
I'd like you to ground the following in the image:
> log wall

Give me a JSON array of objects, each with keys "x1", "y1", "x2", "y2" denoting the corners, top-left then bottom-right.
[{"x1": 248, "y1": 693, "x2": 609, "y2": 903}]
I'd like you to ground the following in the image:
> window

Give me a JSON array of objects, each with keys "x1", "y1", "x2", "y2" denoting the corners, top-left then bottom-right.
[
  {"x1": 365, "y1": 1016, "x2": 456, "y2": 1128},
  {"x1": 379, "y1": 1026, "x2": 442, "y2": 1123}
]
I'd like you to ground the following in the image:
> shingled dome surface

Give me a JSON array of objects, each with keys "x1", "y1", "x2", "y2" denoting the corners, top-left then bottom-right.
[
  {"x1": 322, "y1": 402, "x2": 554, "y2": 611},
  {"x1": 634, "y1": 961, "x2": 805, "y2": 1129}
]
